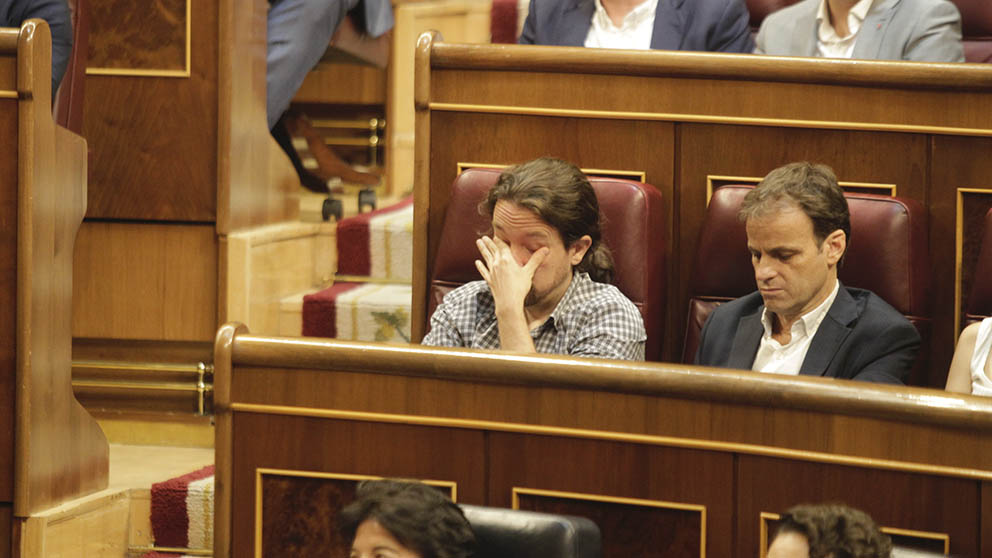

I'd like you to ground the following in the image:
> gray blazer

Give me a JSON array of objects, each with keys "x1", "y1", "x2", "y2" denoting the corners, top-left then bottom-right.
[
  {"x1": 519, "y1": 0, "x2": 755, "y2": 53},
  {"x1": 754, "y1": 0, "x2": 964, "y2": 62},
  {"x1": 694, "y1": 285, "x2": 921, "y2": 385}
]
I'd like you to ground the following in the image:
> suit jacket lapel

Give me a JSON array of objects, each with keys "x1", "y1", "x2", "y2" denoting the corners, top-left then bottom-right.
[
  {"x1": 792, "y1": 0, "x2": 819, "y2": 57},
  {"x1": 853, "y1": 0, "x2": 901, "y2": 59},
  {"x1": 728, "y1": 311, "x2": 763, "y2": 370},
  {"x1": 799, "y1": 286, "x2": 857, "y2": 377},
  {"x1": 559, "y1": 0, "x2": 596, "y2": 46},
  {"x1": 650, "y1": 0, "x2": 685, "y2": 50}
]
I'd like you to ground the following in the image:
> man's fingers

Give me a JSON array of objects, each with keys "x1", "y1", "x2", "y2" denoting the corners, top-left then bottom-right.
[
  {"x1": 524, "y1": 247, "x2": 549, "y2": 274},
  {"x1": 474, "y1": 259, "x2": 491, "y2": 282},
  {"x1": 476, "y1": 237, "x2": 494, "y2": 262}
]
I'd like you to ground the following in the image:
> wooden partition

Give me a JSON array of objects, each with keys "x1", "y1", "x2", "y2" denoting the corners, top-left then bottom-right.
[
  {"x1": 0, "y1": 18, "x2": 108, "y2": 544},
  {"x1": 412, "y1": 34, "x2": 992, "y2": 387},
  {"x1": 214, "y1": 323, "x2": 992, "y2": 558}
]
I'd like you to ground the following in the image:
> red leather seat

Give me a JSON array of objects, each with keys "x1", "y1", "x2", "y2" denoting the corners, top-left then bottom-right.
[
  {"x1": 53, "y1": 0, "x2": 88, "y2": 133},
  {"x1": 964, "y1": 207, "x2": 992, "y2": 323},
  {"x1": 951, "y1": 0, "x2": 992, "y2": 63},
  {"x1": 428, "y1": 168, "x2": 667, "y2": 361},
  {"x1": 682, "y1": 185, "x2": 931, "y2": 385}
]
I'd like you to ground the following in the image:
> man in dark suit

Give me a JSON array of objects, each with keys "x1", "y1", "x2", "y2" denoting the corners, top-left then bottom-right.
[
  {"x1": 518, "y1": 0, "x2": 754, "y2": 53},
  {"x1": 694, "y1": 162, "x2": 919, "y2": 384}
]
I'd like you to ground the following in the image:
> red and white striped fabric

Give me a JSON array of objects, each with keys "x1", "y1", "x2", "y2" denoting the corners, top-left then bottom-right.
[
  {"x1": 336, "y1": 196, "x2": 413, "y2": 282},
  {"x1": 150, "y1": 465, "x2": 215, "y2": 553}
]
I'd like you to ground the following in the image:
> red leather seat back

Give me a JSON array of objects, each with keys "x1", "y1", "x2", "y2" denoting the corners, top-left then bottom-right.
[
  {"x1": 951, "y1": 0, "x2": 992, "y2": 63},
  {"x1": 965, "y1": 208, "x2": 992, "y2": 323},
  {"x1": 683, "y1": 185, "x2": 932, "y2": 385},
  {"x1": 745, "y1": 0, "x2": 799, "y2": 28},
  {"x1": 53, "y1": 0, "x2": 88, "y2": 133},
  {"x1": 429, "y1": 168, "x2": 667, "y2": 361}
]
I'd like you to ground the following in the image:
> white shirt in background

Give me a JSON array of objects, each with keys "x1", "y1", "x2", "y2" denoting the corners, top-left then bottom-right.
[
  {"x1": 584, "y1": 0, "x2": 657, "y2": 50},
  {"x1": 816, "y1": 0, "x2": 874, "y2": 58}
]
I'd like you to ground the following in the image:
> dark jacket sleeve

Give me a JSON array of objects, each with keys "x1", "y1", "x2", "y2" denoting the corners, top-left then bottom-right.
[
  {"x1": 8, "y1": 0, "x2": 72, "y2": 95},
  {"x1": 710, "y1": 0, "x2": 754, "y2": 53},
  {"x1": 848, "y1": 317, "x2": 921, "y2": 385},
  {"x1": 518, "y1": 0, "x2": 538, "y2": 44}
]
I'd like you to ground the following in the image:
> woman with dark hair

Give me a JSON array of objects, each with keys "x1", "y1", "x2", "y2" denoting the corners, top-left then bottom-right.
[{"x1": 340, "y1": 479, "x2": 476, "y2": 558}]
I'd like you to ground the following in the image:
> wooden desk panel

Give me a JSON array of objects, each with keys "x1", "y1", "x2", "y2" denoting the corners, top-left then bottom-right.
[{"x1": 214, "y1": 328, "x2": 992, "y2": 558}]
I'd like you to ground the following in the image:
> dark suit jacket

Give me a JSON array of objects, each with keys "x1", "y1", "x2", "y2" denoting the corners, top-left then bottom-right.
[
  {"x1": 518, "y1": 0, "x2": 754, "y2": 53},
  {"x1": 0, "y1": 0, "x2": 72, "y2": 95},
  {"x1": 695, "y1": 285, "x2": 920, "y2": 384}
]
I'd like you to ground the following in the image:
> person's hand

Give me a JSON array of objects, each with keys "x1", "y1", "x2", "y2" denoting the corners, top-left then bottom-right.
[{"x1": 475, "y1": 236, "x2": 548, "y2": 314}]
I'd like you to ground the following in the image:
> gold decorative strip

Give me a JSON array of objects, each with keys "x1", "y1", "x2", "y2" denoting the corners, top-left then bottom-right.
[
  {"x1": 332, "y1": 274, "x2": 411, "y2": 284},
  {"x1": 128, "y1": 545, "x2": 212, "y2": 556},
  {"x1": 759, "y1": 512, "x2": 950, "y2": 555},
  {"x1": 0, "y1": 90, "x2": 16, "y2": 98},
  {"x1": 429, "y1": 102, "x2": 992, "y2": 138},
  {"x1": 955, "y1": 187, "x2": 992, "y2": 337},
  {"x1": 86, "y1": 0, "x2": 191, "y2": 78},
  {"x1": 512, "y1": 486, "x2": 706, "y2": 558},
  {"x1": 705, "y1": 176, "x2": 897, "y2": 205},
  {"x1": 228, "y1": 403, "x2": 992, "y2": 481},
  {"x1": 457, "y1": 162, "x2": 647, "y2": 182},
  {"x1": 254, "y1": 468, "x2": 458, "y2": 557}
]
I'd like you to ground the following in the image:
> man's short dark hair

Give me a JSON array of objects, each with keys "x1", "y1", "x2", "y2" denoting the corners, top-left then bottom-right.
[
  {"x1": 774, "y1": 504, "x2": 892, "y2": 558},
  {"x1": 480, "y1": 157, "x2": 614, "y2": 283},
  {"x1": 739, "y1": 162, "x2": 851, "y2": 251},
  {"x1": 339, "y1": 479, "x2": 476, "y2": 558}
]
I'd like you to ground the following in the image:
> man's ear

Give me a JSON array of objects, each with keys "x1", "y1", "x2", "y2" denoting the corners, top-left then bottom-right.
[
  {"x1": 569, "y1": 235, "x2": 593, "y2": 266},
  {"x1": 824, "y1": 229, "x2": 846, "y2": 266}
]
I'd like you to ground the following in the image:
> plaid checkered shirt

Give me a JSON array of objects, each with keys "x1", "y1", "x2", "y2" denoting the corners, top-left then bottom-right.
[{"x1": 422, "y1": 272, "x2": 646, "y2": 360}]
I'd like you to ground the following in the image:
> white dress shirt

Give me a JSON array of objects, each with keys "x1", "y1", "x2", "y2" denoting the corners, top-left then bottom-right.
[
  {"x1": 584, "y1": 0, "x2": 656, "y2": 50},
  {"x1": 752, "y1": 280, "x2": 840, "y2": 375},
  {"x1": 816, "y1": 0, "x2": 874, "y2": 59}
]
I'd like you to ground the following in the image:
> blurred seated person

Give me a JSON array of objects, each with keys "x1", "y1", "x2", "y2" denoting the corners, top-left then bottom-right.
[
  {"x1": 754, "y1": 0, "x2": 965, "y2": 62},
  {"x1": 340, "y1": 479, "x2": 476, "y2": 558},
  {"x1": 267, "y1": 0, "x2": 393, "y2": 191},
  {"x1": 518, "y1": 0, "x2": 754, "y2": 53},
  {"x1": 695, "y1": 162, "x2": 920, "y2": 384},
  {"x1": 767, "y1": 503, "x2": 892, "y2": 558},
  {"x1": 422, "y1": 158, "x2": 646, "y2": 360},
  {"x1": 945, "y1": 318, "x2": 992, "y2": 396},
  {"x1": 1, "y1": 0, "x2": 72, "y2": 96}
]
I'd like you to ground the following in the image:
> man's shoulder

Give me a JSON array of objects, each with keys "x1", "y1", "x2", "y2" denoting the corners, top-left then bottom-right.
[
  {"x1": 709, "y1": 291, "x2": 765, "y2": 319},
  {"x1": 838, "y1": 286, "x2": 916, "y2": 331}
]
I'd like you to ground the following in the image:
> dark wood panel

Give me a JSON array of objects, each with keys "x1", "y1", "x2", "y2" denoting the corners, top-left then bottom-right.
[
  {"x1": 487, "y1": 433, "x2": 732, "y2": 558},
  {"x1": 82, "y1": 0, "x2": 218, "y2": 221},
  {"x1": 230, "y1": 413, "x2": 486, "y2": 558},
  {"x1": 418, "y1": 112, "x2": 676, "y2": 345},
  {"x1": 982, "y1": 482, "x2": 992, "y2": 558},
  {"x1": 0, "y1": 102, "x2": 16, "y2": 502},
  {"x1": 736, "y1": 455, "x2": 980, "y2": 558},
  {"x1": 930, "y1": 136, "x2": 992, "y2": 385},
  {"x1": 677, "y1": 124, "x2": 928, "y2": 369},
  {"x1": 88, "y1": 0, "x2": 186, "y2": 71}
]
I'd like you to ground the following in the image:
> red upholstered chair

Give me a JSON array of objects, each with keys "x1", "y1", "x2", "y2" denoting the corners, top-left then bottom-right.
[
  {"x1": 745, "y1": 0, "x2": 798, "y2": 29},
  {"x1": 427, "y1": 168, "x2": 666, "y2": 361},
  {"x1": 682, "y1": 185, "x2": 932, "y2": 385},
  {"x1": 53, "y1": 0, "x2": 88, "y2": 133},
  {"x1": 964, "y1": 207, "x2": 992, "y2": 323},
  {"x1": 951, "y1": 0, "x2": 992, "y2": 63}
]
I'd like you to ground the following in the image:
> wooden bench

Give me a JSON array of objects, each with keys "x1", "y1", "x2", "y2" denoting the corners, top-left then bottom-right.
[
  {"x1": 0, "y1": 19, "x2": 107, "y2": 554},
  {"x1": 213, "y1": 323, "x2": 992, "y2": 558}
]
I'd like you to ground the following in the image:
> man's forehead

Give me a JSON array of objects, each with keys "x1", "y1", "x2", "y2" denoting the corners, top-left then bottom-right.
[{"x1": 492, "y1": 200, "x2": 553, "y2": 234}]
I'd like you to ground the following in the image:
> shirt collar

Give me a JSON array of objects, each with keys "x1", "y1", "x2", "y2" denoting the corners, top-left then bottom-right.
[
  {"x1": 760, "y1": 279, "x2": 840, "y2": 340},
  {"x1": 592, "y1": 0, "x2": 657, "y2": 32},
  {"x1": 816, "y1": 0, "x2": 874, "y2": 38}
]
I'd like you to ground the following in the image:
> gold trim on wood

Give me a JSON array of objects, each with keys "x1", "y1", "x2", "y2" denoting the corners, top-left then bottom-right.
[
  {"x1": 705, "y1": 176, "x2": 897, "y2": 205},
  {"x1": 955, "y1": 188, "x2": 992, "y2": 337},
  {"x1": 85, "y1": 0, "x2": 192, "y2": 78},
  {"x1": 430, "y1": 102, "x2": 992, "y2": 138},
  {"x1": 760, "y1": 512, "x2": 950, "y2": 555},
  {"x1": 512, "y1": 487, "x2": 706, "y2": 558},
  {"x1": 0, "y1": 90, "x2": 16, "y2": 98},
  {"x1": 254, "y1": 468, "x2": 458, "y2": 558},
  {"x1": 457, "y1": 162, "x2": 647, "y2": 182},
  {"x1": 229, "y1": 402, "x2": 992, "y2": 481}
]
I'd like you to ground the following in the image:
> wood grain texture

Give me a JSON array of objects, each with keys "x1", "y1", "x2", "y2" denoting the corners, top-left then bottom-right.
[
  {"x1": 14, "y1": 21, "x2": 108, "y2": 515},
  {"x1": 217, "y1": 0, "x2": 297, "y2": 234},
  {"x1": 82, "y1": 0, "x2": 217, "y2": 221},
  {"x1": 214, "y1": 333, "x2": 992, "y2": 558},
  {"x1": 71, "y1": 222, "x2": 218, "y2": 341},
  {"x1": 229, "y1": 413, "x2": 485, "y2": 557},
  {"x1": 737, "y1": 455, "x2": 979, "y2": 558},
  {"x1": 88, "y1": 0, "x2": 186, "y2": 71}
]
